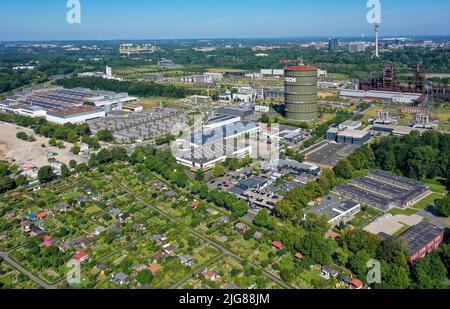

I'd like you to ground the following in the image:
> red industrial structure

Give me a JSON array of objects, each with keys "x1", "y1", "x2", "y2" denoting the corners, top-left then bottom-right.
[
  {"x1": 359, "y1": 63, "x2": 449, "y2": 102},
  {"x1": 399, "y1": 222, "x2": 444, "y2": 264}
]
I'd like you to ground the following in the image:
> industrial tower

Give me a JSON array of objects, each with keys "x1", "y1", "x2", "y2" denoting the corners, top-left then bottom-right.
[{"x1": 284, "y1": 60, "x2": 318, "y2": 122}]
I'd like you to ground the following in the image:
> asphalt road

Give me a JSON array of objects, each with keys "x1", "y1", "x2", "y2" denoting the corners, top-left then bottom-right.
[
  {"x1": 109, "y1": 176, "x2": 294, "y2": 289},
  {"x1": 0, "y1": 250, "x2": 56, "y2": 289}
]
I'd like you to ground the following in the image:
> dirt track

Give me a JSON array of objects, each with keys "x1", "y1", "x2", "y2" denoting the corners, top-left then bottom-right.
[{"x1": 0, "y1": 122, "x2": 85, "y2": 168}]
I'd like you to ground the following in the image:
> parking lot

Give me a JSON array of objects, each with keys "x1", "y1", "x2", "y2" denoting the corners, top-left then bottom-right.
[
  {"x1": 306, "y1": 142, "x2": 359, "y2": 168},
  {"x1": 88, "y1": 108, "x2": 189, "y2": 143}
]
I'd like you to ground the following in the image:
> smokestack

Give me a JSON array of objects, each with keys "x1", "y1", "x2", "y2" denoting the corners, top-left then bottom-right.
[{"x1": 375, "y1": 23, "x2": 380, "y2": 58}]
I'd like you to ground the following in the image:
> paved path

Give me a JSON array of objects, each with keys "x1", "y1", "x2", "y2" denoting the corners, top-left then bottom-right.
[
  {"x1": 0, "y1": 251, "x2": 56, "y2": 289},
  {"x1": 109, "y1": 176, "x2": 294, "y2": 289}
]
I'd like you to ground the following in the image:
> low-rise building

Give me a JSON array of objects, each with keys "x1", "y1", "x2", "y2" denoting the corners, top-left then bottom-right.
[
  {"x1": 326, "y1": 128, "x2": 371, "y2": 145},
  {"x1": 46, "y1": 106, "x2": 106, "y2": 124},
  {"x1": 309, "y1": 195, "x2": 361, "y2": 226},
  {"x1": 399, "y1": 222, "x2": 444, "y2": 264}
]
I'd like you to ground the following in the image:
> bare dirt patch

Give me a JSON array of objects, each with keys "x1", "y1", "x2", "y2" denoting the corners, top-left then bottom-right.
[{"x1": 0, "y1": 122, "x2": 86, "y2": 168}]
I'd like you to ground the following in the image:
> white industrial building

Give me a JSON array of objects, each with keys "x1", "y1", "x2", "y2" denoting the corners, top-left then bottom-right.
[
  {"x1": 46, "y1": 106, "x2": 106, "y2": 124},
  {"x1": 340, "y1": 89, "x2": 423, "y2": 103},
  {"x1": 175, "y1": 114, "x2": 260, "y2": 170},
  {"x1": 254, "y1": 105, "x2": 270, "y2": 113}
]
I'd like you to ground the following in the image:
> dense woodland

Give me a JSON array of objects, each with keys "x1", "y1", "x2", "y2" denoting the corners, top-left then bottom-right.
[{"x1": 55, "y1": 77, "x2": 201, "y2": 99}]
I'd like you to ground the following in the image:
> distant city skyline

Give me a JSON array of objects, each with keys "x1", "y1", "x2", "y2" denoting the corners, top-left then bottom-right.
[{"x1": 1, "y1": 0, "x2": 449, "y2": 41}]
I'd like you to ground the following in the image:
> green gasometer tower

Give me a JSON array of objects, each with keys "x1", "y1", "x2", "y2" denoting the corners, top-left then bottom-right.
[{"x1": 284, "y1": 59, "x2": 318, "y2": 122}]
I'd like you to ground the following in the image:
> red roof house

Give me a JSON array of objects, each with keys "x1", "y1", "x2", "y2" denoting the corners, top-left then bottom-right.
[
  {"x1": 74, "y1": 251, "x2": 89, "y2": 263},
  {"x1": 350, "y1": 278, "x2": 363, "y2": 289},
  {"x1": 295, "y1": 252, "x2": 304, "y2": 260},
  {"x1": 149, "y1": 263, "x2": 161, "y2": 275},
  {"x1": 43, "y1": 236, "x2": 53, "y2": 247},
  {"x1": 272, "y1": 241, "x2": 284, "y2": 250}
]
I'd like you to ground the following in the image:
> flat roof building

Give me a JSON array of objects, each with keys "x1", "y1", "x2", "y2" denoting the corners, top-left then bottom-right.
[
  {"x1": 310, "y1": 195, "x2": 361, "y2": 226},
  {"x1": 399, "y1": 222, "x2": 444, "y2": 264},
  {"x1": 326, "y1": 128, "x2": 371, "y2": 145},
  {"x1": 46, "y1": 106, "x2": 106, "y2": 124}
]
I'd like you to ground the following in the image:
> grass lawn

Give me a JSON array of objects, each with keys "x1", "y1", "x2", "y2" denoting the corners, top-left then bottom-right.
[
  {"x1": 349, "y1": 207, "x2": 381, "y2": 229},
  {"x1": 388, "y1": 207, "x2": 419, "y2": 216},
  {"x1": 411, "y1": 193, "x2": 444, "y2": 210},
  {"x1": 423, "y1": 179, "x2": 448, "y2": 195}
]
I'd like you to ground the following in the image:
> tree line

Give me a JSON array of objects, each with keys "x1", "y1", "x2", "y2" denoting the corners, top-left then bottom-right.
[{"x1": 55, "y1": 77, "x2": 202, "y2": 99}]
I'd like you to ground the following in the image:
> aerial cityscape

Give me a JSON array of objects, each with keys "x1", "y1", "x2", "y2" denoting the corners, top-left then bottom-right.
[{"x1": 0, "y1": 0, "x2": 449, "y2": 299}]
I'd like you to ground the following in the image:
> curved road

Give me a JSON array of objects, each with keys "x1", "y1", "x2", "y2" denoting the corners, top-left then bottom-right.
[{"x1": 0, "y1": 250, "x2": 56, "y2": 289}]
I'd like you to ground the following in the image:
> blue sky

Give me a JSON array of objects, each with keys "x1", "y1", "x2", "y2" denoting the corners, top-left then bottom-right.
[{"x1": 0, "y1": 0, "x2": 449, "y2": 41}]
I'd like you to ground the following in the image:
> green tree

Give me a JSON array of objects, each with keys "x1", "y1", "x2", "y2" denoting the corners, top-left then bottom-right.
[
  {"x1": 38, "y1": 166, "x2": 56, "y2": 184},
  {"x1": 298, "y1": 233, "x2": 333, "y2": 265},
  {"x1": 15, "y1": 174, "x2": 28, "y2": 187},
  {"x1": 334, "y1": 159, "x2": 353, "y2": 179},
  {"x1": 69, "y1": 160, "x2": 77, "y2": 169},
  {"x1": 61, "y1": 164, "x2": 70, "y2": 178},
  {"x1": 435, "y1": 195, "x2": 450, "y2": 217},
  {"x1": 195, "y1": 170, "x2": 205, "y2": 182},
  {"x1": 348, "y1": 250, "x2": 371, "y2": 281},
  {"x1": 96, "y1": 129, "x2": 114, "y2": 142},
  {"x1": 254, "y1": 209, "x2": 275, "y2": 230},
  {"x1": 375, "y1": 260, "x2": 411, "y2": 289},
  {"x1": 213, "y1": 163, "x2": 227, "y2": 178},
  {"x1": 71, "y1": 145, "x2": 81, "y2": 155},
  {"x1": 136, "y1": 270, "x2": 154, "y2": 285},
  {"x1": 412, "y1": 253, "x2": 448, "y2": 289}
]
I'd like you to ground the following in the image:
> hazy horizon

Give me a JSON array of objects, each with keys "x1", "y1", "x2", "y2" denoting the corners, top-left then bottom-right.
[{"x1": 1, "y1": 0, "x2": 449, "y2": 41}]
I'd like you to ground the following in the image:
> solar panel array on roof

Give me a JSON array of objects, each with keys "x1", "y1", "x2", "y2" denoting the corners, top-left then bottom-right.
[
  {"x1": 399, "y1": 222, "x2": 443, "y2": 255},
  {"x1": 353, "y1": 176, "x2": 409, "y2": 199},
  {"x1": 369, "y1": 170, "x2": 426, "y2": 190},
  {"x1": 334, "y1": 171, "x2": 429, "y2": 211},
  {"x1": 334, "y1": 184, "x2": 393, "y2": 211}
]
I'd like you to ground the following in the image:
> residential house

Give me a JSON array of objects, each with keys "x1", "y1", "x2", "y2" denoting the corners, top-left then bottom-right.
[
  {"x1": 132, "y1": 264, "x2": 147, "y2": 273},
  {"x1": 73, "y1": 251, "x2": 89, "y2": 263},
  {"x1": 162, "y1": 243, "x2": 175, "y2": 256},
  {"x1": 30, "y1": 226, "x2": 44, "y2": 237},
  {"x1": 92, "y1": 226, "x2": 107, "y2": 236},
  {"x1": 133, "y1": 223, "x2": 146, "y2": 233},
  {"x1": 43, "y1": 236, "x2": 54, "y2": 247},
  {"x1": 272, "y1": 241, "x2": 284, "y2": 250},
  {"x1": 109, "y1": 208, "x2": 121, "y2": 218},
  {"x1": 152, "y1": 251, "x2": 166, "y2": 264},
  {"x1": 56, "y1": 203, "x2": 70, "y2": 213},
  {"x1": 253, "y1": 231, "x2": 264, "y2": 240},
  {"x1": 179, "y1": 255, "x2": 195, "y2": 266},
  {"x1": 111, "y1": 273, "x2": 129, "y2": 285},
  {"x1": 203, "y1": 269, "x2": 220, "y2": 281},
  {"x1": 321, "y1": 266, "x2": 339, "y2": 279},
  {"x1": 150, "y1": 234, "x2": 166, "y2": 245},
  {"x1": 295, "y1": 252, "x2": 304, "y2": 260},
  {"x1": 325, "y1": 230, "x2": 341, "y2": 240},
  {"x1": 75, "y1": 236, "x2": 94, "y2": 249},
  {"x1": 218, "y1": 216, "x2": 230, "y2": 224},
  {"x1": 118, "y1": 213, "x2": 131, "y2": 223},
  {"x1": 350, "y1": 278, "x2": 363, "y2": 289},
  {"x1": 149, "y1": 263, "x2": 161, "y2": 276},
  {"x1": 223, "y1": 283, "x2": 240, "y2": 290},
  {"x1": 20, "y1": 221, "x2": 32, "y2": 233},
  {"x1": 76, "y1": 197, "x2": 88, "y2": 205},
  {"x1": 234, "y1": 222, "x2": 249, "y2": 233}
]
